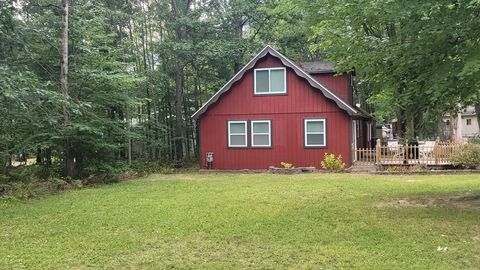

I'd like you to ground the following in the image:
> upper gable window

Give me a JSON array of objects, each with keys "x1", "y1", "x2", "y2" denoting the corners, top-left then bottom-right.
[{"x1": 254, "y1": 67, "x2": 286, "y2": 94}]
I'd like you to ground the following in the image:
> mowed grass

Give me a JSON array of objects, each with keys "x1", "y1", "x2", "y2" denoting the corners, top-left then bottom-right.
[{"x1": 1, "y1": 173, "x2": 480, "y2": 269}]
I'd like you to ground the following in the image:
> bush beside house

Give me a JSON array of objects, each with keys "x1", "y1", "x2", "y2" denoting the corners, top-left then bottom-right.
[{"x1": 451, "y1": 144, "x2": 480, "y2": 169}]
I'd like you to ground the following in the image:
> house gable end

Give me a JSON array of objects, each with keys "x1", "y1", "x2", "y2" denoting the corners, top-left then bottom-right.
[{"x1": 192, "y1": 45, "x2": 358, "y2": 120}]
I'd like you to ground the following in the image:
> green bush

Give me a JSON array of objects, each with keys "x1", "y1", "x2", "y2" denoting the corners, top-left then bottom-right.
[
  {"x1": 0, "y1": 174, "x2": 9, "y2": 184},
  {"x1": 0, "y1": 160, "x2": 176, "y2": 199},
  {"x1": 10, "y1": 182, "x2": 34, "y2": 199},
  {"x1": 70, "y1": 179, "x2": 83, "y2": 189},
  {"x1": 451, "y1": 144, "x2": 480, "y2": 169},
  {"x1": 130, "y1": 160, "x2": 175, "y2": 175},
  {"x1": 3, "y1": 164, "x2": 60, "y2": 183},
  {"x1": 321, "y1": 153, "x2": 346, "y2": 171},
  {"x1": 84, "y1": 161, "x2": 130, "y2": 175},
  {"x1": 468, "y1": 137, "x2": 480, "y2": 144},
  {"x1": 84, "y1": 173, "x2": 121, "y2": 185},
  {"x1": 47, "y1": 178, "x2": 68, "y2": 191},
  {"x1": 6, "y1": 165, "x2": 43, "y2": 182}
]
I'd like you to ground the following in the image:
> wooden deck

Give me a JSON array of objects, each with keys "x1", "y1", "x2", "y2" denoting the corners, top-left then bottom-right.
[{"x1": 353, "y1": 141, "x2": 462, "y2": 166}]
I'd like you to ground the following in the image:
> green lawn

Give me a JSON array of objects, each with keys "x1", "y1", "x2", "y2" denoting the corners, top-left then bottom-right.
[{"x1": 1, "y1": 173, "x2": 480, "y2": 269}]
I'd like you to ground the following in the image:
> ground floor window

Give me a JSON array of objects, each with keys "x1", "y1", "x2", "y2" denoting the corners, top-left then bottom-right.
[
  {"x1": 251, "y1": 120, "x2": 271, "y2": 147},
  {"x1": 228, "y1": 121, "x2": 247, "y2": 147},
  {"x1": 304, "y1": 119, "x2": 326, "y2": 147}
]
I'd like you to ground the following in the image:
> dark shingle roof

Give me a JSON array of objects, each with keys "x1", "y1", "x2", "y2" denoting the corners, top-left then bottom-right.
[{"x1": 299, "y1": 61, "x2": 335, "y2": 74}]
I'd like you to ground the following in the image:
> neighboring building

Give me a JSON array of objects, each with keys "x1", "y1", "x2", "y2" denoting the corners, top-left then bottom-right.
[
  {"x1": 192, "y1": 45, "x2": 372, "y2": 170},
  {"x1": 440, "y1": 106, "x2": 479, "y2": 140}
]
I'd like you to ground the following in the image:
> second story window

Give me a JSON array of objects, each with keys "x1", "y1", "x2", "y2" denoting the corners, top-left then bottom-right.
[{"x1": 254, "y1": 67, "x2": 286, "y2": 94}]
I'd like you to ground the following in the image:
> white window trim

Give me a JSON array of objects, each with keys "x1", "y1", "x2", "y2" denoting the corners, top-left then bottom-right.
[
  {"x1": 228, "y1": 121, "x2": 248, "y2": 147},
  {"x1": 254, "y1": 67, "x2": 287, "y2": 95},
  {"x1": 251, "y1": 120, "x2": 271, "y2": 147},
  {"x1": 304, "y1": 119, "x2": 327, "y2": 147}
]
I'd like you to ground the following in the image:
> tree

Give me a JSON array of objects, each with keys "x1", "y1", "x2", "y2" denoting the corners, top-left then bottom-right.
[
  {"x1": 274, "y1": 0, "x2": 480, "y2": 139},
  {"x1": 60, "y1": 0, "x2": 75, "y2": 177},
  {"x1": 314, "y1": 1, "x2": 479, "y2": 138},
  {"x1": 0, "y1": 0, "x2": 280, "y2": 178}
]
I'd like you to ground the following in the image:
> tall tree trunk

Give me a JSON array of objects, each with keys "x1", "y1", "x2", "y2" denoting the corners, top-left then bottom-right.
[
  {"x1": 175, "y1": 66, "x2": 185, "y2": 163},
  {"x1": 60, "y1": 0, "x2": 69, "y2": 125},
  {"x1": 61, "y1": 0, "x2": 74, "y2": 177},
  {"x1": 170, "y1": 0, "x2": 189, "y2": 164},
  {"x1": 193, "y1": 69, "x2": 200, "y2": 159}
]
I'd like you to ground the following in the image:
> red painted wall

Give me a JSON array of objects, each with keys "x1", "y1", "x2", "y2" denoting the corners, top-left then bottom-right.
[
  {"x1": 198, "y1": 54, "x2": 352, "y2": 169},
  {"x1": 312, "y1": 74, "x2": 352, "y2": 105}
]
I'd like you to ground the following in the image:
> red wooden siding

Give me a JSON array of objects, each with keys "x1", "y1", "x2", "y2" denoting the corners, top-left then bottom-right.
[
  {"x1": 312, "y1": 74, "x2": 352, "y2": 105},
  {"x1": 198, "y1": 54, "x2": 353, "y2": 170}
]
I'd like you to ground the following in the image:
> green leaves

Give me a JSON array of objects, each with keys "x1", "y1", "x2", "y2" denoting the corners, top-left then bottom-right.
[{"x1": 290, "y1": 0, "x2": 480, "y2": 136}]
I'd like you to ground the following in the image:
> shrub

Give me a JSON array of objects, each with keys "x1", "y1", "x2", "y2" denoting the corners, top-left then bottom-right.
[
  {"x1": 6, "y1": 165, "x2": 44, "y2": 183},
  {"x1": 451, "y1": 144, "x2": 480, "y2": 169},
  {"x1": 468, "y1": 137, "x2": 480, "y2": 144},
  {"x1": 130, "y1": 160, "x2": 175, "y2": 175},
  {"x1": 84, "y1": 173, "x2": 120, "y2": 185},
  {"x1": 70, "y1": 179, "x2": 83, "y2": 189},
  {"x1": 280, "y1": 162, "x2": 294, "y2": 169},
  {"x1": 321, "y1": 153, "x2": 345, "y2": 171},
  {"x1": 3, "y1": 164, "x2": 60, "y2": 183},
  {"x1": 84, "y1": 161, "x2": 130, "y2": 175},
  {"x1": 47, "y1": 178, "x2": 69, "y2": 191},
  {"x1": 10, "y1": 182, "x2": 34, "y2": 199}
]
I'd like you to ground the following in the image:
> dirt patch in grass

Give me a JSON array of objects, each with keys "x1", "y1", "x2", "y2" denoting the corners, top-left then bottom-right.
[
  {"x1": 403, "y1": 179, "x2": 423, "y2": 182},
  {"x1": 386, "y1": 178, "x2": 424, "y2": 183},
  {"x1": 375, "y1": 192, "x2": 480, "y2": 209}
]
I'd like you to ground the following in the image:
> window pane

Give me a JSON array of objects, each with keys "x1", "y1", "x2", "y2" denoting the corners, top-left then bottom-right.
[
  {"x1": 270, "y1": 69, "x2": 285, "y2": 92},
  {"x1": 307, "y1": 121, "x2": 324, "y2": 133},
  {"x1": 230, "y1": 123, "x2": 245, "y2": 133},
  {"x1": 307, "y1": 134, "x2": 325, "y2": 145},
  {"x1": 230, "y1": 135, "x2": 246, "y2": 146},
  {"x1": 253, "y1": 134, "x2": 269, "y2": 146},
  {"x1": 253, "y1": 122, "x2": 269, "y2": 133},
  {"x1": 255, "y1": 70, "x2": 269, "y2": 93}
]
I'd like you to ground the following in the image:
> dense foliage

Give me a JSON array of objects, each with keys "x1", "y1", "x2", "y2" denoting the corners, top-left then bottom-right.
[
  {"x1": 451, "y1": 143, "x2": 480, "y2": 168},
  {"x1": 271, "y1": 0, "x2": 480, "y2": 138},
  {"x1": 0, "y1": 0, "x2": 269, "y2": 178},
  {"x1": 1, "y1": 0, "x2": 480, "y2": 178}
]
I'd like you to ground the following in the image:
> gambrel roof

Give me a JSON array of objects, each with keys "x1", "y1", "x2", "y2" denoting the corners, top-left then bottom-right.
[{"x1": 192, "y1": 45, "x2": 360, "y2": 120}]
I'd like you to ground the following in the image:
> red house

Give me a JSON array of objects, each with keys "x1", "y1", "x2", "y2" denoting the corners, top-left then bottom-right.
[{"x1": 192, "y1": 45, "x2": 371, "y2": 170}]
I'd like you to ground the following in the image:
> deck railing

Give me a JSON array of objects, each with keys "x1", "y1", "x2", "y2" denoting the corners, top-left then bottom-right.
[{"x1": 353, "y1": 140, "x2": 462, "y2": 165}]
